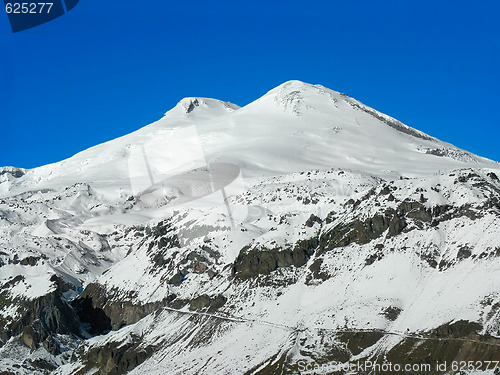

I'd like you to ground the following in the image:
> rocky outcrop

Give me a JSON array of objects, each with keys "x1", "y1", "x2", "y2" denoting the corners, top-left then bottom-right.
[
  {"x1": 384, "y1": 321, "x2": 499, "y2": 374},
  {"x1": 73, "y1": 283, "x2": 171, "y2": 331},
  {"x1": 0, "y1": 166, "x2": 25, "y2": 179},
  {"x1": 250, "y1": 321, "x2": 500, "y2": 375},
  {"x1": 72, "y1": 297, "x2": 112, "y2": 335},
  {"x1": 305, "y1": 214, "x2": 322, "y2": 227},
  {"x1": 233, "y1": 238, "x2": 318, "y2": 279},
  {"x1": 73, "y1": 335, "x2": 156, "y2": 375},
  {"x1": 189, "y1": 294, "x2": 227, "y2": 312},
  {"x1": 0, "y1": 275, "x2": 79, "y2": 354},
  {"x1": 319, "y1": 215, "x2": 392, "y2": 251},
  {"x1": 398, "y1": 200, "x2": 432, "y2": 222},
  {"x1": 337, "y1": 331, "x2": 386, "y2": 356}
]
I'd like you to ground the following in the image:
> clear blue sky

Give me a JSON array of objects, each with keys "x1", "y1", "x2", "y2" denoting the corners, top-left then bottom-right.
[{"x1": 1, "y1": 1, "x2": 499, "y2": 168}]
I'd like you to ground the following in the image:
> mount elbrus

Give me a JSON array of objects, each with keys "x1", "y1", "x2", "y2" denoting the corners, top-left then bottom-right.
[{"x1": 1, "y1": 81, "x2": 499, "y2": 374}]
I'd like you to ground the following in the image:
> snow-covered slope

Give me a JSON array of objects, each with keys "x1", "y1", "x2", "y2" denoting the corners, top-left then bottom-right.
[
  {"x1": 1, "y1": 81, "x2": 499, "y2": 374},
  {"x1": 2, "y1": 81, "x2": 494, "y2": 197}
]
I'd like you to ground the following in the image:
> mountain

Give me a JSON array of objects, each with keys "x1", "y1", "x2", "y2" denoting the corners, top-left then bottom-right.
[{"x1": 0, "y1": 81, "x2": 499, "y2": 374}]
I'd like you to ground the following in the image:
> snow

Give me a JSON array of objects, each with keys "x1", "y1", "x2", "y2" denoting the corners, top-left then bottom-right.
[{"x1": 1, "y1": 80, "x2": 500, "y2": 374}]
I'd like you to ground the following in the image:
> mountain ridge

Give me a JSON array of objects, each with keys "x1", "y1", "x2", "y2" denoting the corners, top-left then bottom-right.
[
  {"x1": 3, "y1": 80, "x2": 497, "y2": 189},
  {"x1": 0, "y1": 81, "x2": 499, "y2": 374}
]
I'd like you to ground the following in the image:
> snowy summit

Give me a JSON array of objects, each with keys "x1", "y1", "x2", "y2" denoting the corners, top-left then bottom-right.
[{"x1": 0, "y1": 81, "x2": 499, "y2": 374}]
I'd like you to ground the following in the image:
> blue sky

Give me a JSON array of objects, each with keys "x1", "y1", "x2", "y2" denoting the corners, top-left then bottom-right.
[{"x1": 1, "y1": 0, "x2": 499, "y2": 168}]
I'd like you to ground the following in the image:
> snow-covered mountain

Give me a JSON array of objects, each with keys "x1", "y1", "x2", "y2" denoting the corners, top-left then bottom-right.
[{"x1": 1, "y1": 81, "x2": 499, "y2": 374}]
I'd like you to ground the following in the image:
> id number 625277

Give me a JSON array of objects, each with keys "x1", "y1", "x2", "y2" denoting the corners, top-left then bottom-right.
[{"x1": 5, "y1": 3, "x2": 54, "y2": 14}]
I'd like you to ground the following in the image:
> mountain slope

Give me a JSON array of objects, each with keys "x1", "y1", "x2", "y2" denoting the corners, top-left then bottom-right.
[
  {"x1": 2, "y1": 81, "x2": 494, "y2": 197},
  {"x1": 0, "y1": 81, "x2": 499, "y2": 374}
]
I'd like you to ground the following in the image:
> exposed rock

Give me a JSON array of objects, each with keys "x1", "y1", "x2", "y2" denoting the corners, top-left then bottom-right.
[
  {"x1": 305, "y1": 214, "x2": 322, "y2": 227},
  {"x1": 74, "y1": 335, "x2": 155, "y2": 375},
  {"x1": 325, "y1": 211, "x2": 336, "y2": 224},
  {"x1": 381, "y1": 306, "x2": 402, "y2": 321},
  {"x1": 157, "y1": 234, "x2": 180, "y2": 249},
  {"x1": 6, "y1": 290, "x2": 80, "y2": 352},
  {"x1": 337, "y1": 331, "x2": 385, "y2": 356},
  {"x1": 420, "y1": 250, "x2": 439, "y2": 269},
  {"x1": 457, "y1": 246, "x2": 472, "y2": 260},
  {"x1": 19, "y1": 256, "x2": 42, "y2": 266},
  {"x1": 320, "y1": 215, "x2": 391, "y2": 251},
  {"x1": 388, "y1": 215, "x2": 407, "y2": 237},
  {"x1": 191, "y1": 262, "x2": 208, "y2": 273},
  {"x1": 488, "y1": 172, "x2": 499, "y2": 181},
  {"x1": 49, "y1": 274, "x2": 74, "y2": 293},
  {"x1": 398, "y1": 200, "x2": 431, "y2": 222},
  {"x1": 148, "y1": 231, "x2": 180, "y2": 269},
  {"x1": 189, "y1": 294, "x2": 227, "y2": 312},
  {"x1": 42, "y1": 335, "x2": 61, "y2": 355},
  {"x1": 186, "y1": 251, "x2": 210, "y2": 264},
  {"x1": 384, "y1": 321, "x2": 499, "y2": 374},
  {"x1": 306, "y1": 257, "x2": 330, "y2": 284},
  {"x1": 168, "y1": 269, "x2": 188, "y2": 286},
  {"x1": 0, "y1": 167, "x2": 25, "y2": 178},
  {"x1": 233, "y1": 238, "x2": 318, "y2": 279},
  {"x1": 430, "y1": 319, "x2": 482, "y2": 338},
  {"x1": 347, "y1": 100, "x2": 433, "y2": 141},
  {"x1": 365, "y1": 252, "x2": 383, "y2": 266},
  {"x1": 72, "y1": 297, "x2": 112, "y2": 335},
  {"x1": 22, "y1": 326, "x2": 38, "y2": 350},
  {"x1": 380, "y1": 186, "x2": 391, "y2": 195},
  {"x1": 74, "y1": 283, "x2": 170, "y2": 331}
]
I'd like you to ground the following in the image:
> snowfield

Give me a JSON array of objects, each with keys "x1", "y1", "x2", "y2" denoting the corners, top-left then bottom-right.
[{"x1": 1, "y1": 81, "x2": 500, "y2": 374}]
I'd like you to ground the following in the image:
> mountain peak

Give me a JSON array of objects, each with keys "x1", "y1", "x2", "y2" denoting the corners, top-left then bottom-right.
[
  {"x1": 245, "y1": 80, "x2": 341, "y2": 117},
  {"x1": 264, "y1": 80, "x2": 324, "y2": 97},
  {"x1": 167, "y1": 97, "x2": 240, "y2": 118}
]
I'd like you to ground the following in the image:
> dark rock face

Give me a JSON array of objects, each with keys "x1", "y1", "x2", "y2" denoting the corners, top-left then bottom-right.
[
  {"x1": 257, "y1": 320, "x2": 500, "y2": 375},
  {"x1": 168, "y1": 269, "x2": 188, "y2": 286},
  {"x1": 72, "y1": 297, "x2": 112, "y2": 335},
  {"x1": 233, "y1": 197, "x2": 443, "y2": 279},
  {"x1": 365, "y1": 252, "x2": 384, "y2": 266},
  {"x1": 0, "y1": 278, "x2": 80, "y2": 354},
  {"x1": 384, "y1": 321, "x2": 499, "y2": 374},
  {"x1": 305, "y1": 214, "x2": 322, "y2": 227},
  {"x1": 457, "y1": 246, "x2": 472, "y2": 260},
  {"x1": 319, "y1": 215, "x2": 391, "y2": 251},
  {"x1": 185, "y1": 98, "x2": 200, "y2": 114},
  {"x1": 74, "y1": 283, "x2": 170, "y2": 331},
  {"x1": 147, "y1": 223, "x2": 180, "y2": 269},
  {"x1": 398, "y1": 200, "x2": 432, "y2": 222},
  {"x1": 73, "y1": 335, "x2": 155, "y2": 375},
  {"x1": 42, "y1": 335, "x2": 61, "y2": 356},
  {"x1": 189, "y1": 294, "x2": 227, "y2": 312},
  {"x1": 431, "y1": 203, "x2": 483, "y2": 226},
  {"x1": 337, "y1": 331, "x2": 386, "y2": 356},
  {"x1": 381, "y1": 306, "x2": 402, "y2": 321},
  {"x1": 488, "y1": 172, "x2": 499, "y2": 181},
  {"x1": 306, "y1": 258, "x2": 329, "y2": 284},
  {"x1": 388, "y1": 215, "x2": 407, "y2": 237},
  {"x1": 430, "y1": 319, "x2": 482, "y2": 338},
  {"x1": 19, "y1": 256, "x2": 42, "y2": 266},
  {"x1": 380, "y1": 186, "x2": 391, "y2": 195},
  {"x1": 233, "y1": 238, "x2": 318, "y2": 279},
  {"x1": 0, "y1": 167, "x2": 25, "y2": 178}
]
